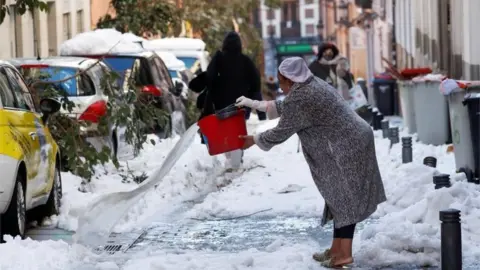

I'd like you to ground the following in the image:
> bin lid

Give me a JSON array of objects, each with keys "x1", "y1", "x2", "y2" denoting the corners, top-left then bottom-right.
[
  {"x1": 464, "y1": 92, "x2": 480, "y2": 100},
  {"x1": 373, "y1": 77, "x2": 396, "y2": 83},
  {"x1": 412, "y1": 73, "x2": 445, "y2": 83}
]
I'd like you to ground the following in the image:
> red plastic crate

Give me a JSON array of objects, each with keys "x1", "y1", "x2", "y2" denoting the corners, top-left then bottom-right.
[{"x1": 198, "y1": 109, "x2": 247, "y2": 156}]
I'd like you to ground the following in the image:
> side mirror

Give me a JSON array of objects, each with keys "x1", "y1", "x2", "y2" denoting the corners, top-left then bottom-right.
[
  {"x1": 39, "y1": 98, "x2": 61, "y2": 123},
  {"x1": 174, "y1": 81, "x2": 183, "y2": 96}
]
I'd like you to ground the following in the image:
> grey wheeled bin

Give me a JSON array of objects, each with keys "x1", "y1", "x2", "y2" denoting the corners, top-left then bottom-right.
[
  {"x1": 447, "y1": 86, "x2": 476, "y2": 182},
  {"x1": 397, "y1": 80, "x2": 417, "y2": 134},
  {"x1": 412, "y1": 77, "x2": 449, "y2": 145}
]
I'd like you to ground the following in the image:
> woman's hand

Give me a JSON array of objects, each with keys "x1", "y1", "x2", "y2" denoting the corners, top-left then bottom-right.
[
  {"x1": 236, "y1": 96, "x2": 268, "y2": 112},
  {"x1": 239, "y1": 135, "x2": 255, "y2": 149}
]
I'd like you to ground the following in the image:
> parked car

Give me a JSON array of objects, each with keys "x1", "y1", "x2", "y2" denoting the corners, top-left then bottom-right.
[
  {"x1": 147, "y1": 38, "x2": 210, "y2": 75},
  {"x1": 0, "y1": 61, "x2": 62, "y2": 239},
  {"x1": 74, "y1": 51, "x2": 187, "y2": 136},
  {"x1": 8, "y1": 57, "x2": 121, "y2": 163}
]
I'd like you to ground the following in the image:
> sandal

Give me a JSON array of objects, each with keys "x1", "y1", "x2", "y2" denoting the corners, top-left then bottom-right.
[
  {"x1": 312, "y1": 249, "x2": 331, "y2": 262},
  {"x1": 320, "y1": 258, "x2": 353, "y2": 269}
]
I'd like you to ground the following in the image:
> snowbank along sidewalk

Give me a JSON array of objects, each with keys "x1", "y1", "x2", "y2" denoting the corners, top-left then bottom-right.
[{"x1": 2, "y1": 118, "x2": 480, "y2": 269}]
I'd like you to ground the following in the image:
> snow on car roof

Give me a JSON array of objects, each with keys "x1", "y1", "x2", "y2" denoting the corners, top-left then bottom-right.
[
  {"x1": 155, "y1": 51, "x2": 186, "y2": 69},
  {"x1": 7, "y1": 56, "x2": 106, "y2": 70},
  {"x1": 147, "y1": 38, "x2": 206, "y2": 51},
  {"x1": 59, "y1": 28, "x2": 146, "y2": 56}
]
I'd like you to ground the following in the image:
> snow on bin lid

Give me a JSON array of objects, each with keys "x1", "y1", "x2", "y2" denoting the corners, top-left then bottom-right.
[
  {"x1": 59, "y1": 29, "x2": 145, "y2": 56},
  {"x1": 147, "y1": 38, "x2": 206, "y2": 51},
  {"x1": 412, "y1": 73, "x2": 446, "y2": 82}
]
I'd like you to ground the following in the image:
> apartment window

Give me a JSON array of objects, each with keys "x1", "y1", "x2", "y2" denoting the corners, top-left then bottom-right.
[
  {"x1": 305, "y1": 0, "x2": 314, "y2": 4},
  {"x1": 63, "y1": 13, "x2": 71, "y2": 40},
  {"x1": 305, "y1": 8, "x2": 314, "y2": 18},
  {"x1": 267, "y1": 9, "x2": 275, "y2": 20},
  {"x1": 305, "y1": 24, "x2": 315, "y2": 35},
  {"x1": 77, "y1": 10, "x2": 84, "y2": 33}
]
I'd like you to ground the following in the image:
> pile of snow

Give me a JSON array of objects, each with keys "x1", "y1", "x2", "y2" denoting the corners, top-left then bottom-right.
[
  {"x1": 5, "y1": 118, "x2": 480, "y2": 269},
  {"x1": 146, "y1": 37, "x2": 206, "y2": 51},
  {"x1": 59, "y1": 29, "x2": 145, "y2": 56}
]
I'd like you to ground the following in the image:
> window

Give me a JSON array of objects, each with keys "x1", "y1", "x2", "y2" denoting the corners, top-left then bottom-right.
[
  {"x1": 305, "y1": 9, "x2": 314, "y2": 18},
  {"x1": 267, "y1": 9, "x2": 275, "y2": 20},
  {"x1": 305, "y1": 0, "x2": 314, "y2": 4},
  {"x1": 176, "y1": 57, "x2": 199, "y2": 69},
  {"x1": 5, "y1": 68, "x2": 35, "y2": 111},
  {"x1": 77, "y1": 74, "x2": 96, "y2": 96},
  {"x1": 0, "y1": 70, "x2": 15, "y2": 108},
  {"x1": 153, "y1": 56, "x2": 174, "y2": 89},
  {"x1": 169, "y1": 70, "x2": 178, "y2": 79},
  {"x1": 76, "y1": 10, "x2": 84, "y2": 34},
  {"x1": 306, "y1": 24, "x2": 316, "y2": 35},
  {"x1": 63, "y1": 13, "x2": 71, "y2": 41}
]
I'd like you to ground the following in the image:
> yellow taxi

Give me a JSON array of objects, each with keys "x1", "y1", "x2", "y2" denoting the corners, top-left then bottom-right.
[{"x1": 0, "y1": 61, "x2": 62, "y2": 239}]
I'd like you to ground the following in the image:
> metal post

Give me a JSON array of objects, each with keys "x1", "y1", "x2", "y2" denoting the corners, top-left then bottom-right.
[
  {"x1": 373, "y1": 111, "x2": 383, "y2": 130},
  {"x1": 433, "y1": 174, "x2": 451, "y2": 189},
  {"x1": 401, "y1": 136, "x2": 412, "y2": 163},
  {"x1": 381, "y1": 120, "x2": 390, "y2": 138},
  {"x1": 423, "y1": 156, "x2": 437, "y2": 168},
  {"x1": 365, "y1": 18, "x2": 376, "y2": 107},
  {"x1": 388, "y1": 127, "x2": 399, "y2": 145},
  {"x1": 440, "y1": 209, "x2": 462, "y2": 270},
  {"x1": 367, "y1": 105, "x2": 373, "y2": 126}
]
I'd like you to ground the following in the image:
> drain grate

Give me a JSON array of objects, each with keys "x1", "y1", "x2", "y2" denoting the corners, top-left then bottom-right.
[{"x1": 93, "y1": 231, "x2": 146, "y2": 255}]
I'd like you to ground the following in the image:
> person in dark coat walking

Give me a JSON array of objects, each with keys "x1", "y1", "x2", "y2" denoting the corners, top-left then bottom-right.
[
  {"x1": 238, "y1": 57, "x2": 386, "y2": 268},
  {"x1": 309, "y1": 43, "x2": 355, "y2": 100},
  {"x1": 196, "y1": 31, "x2": 263, "y2": 169}
]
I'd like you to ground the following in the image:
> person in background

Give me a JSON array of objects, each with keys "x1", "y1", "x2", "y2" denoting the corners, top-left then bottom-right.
[
  {"x1": 309, "y1": 43, "x2": 355, "y2": 101},
  {"x1": 236, "y1": 57, "x2": 386, "y2": 268},
  {"x1": 201, "y1": 31, "x2": 262, "y2": 169}
]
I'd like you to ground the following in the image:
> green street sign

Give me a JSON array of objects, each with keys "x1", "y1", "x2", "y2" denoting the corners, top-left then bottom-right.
[{"x1": 276, "y1": 44, "x2": 314, "y2": 54}]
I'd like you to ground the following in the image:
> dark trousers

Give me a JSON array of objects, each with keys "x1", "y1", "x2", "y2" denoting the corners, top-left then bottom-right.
[{"x1": 333, "y1": 223, "x2": 356, "y2": 239}]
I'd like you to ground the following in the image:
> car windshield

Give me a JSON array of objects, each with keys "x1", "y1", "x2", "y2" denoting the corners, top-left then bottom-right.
[
  {"x1": 20, "y1": 66, "x2": 78, "y2": 96},
  {"x1": 102, "y1": 57, "x2": 136, "y2": 87},
  {"x1": 177, "y1": 57, "x2": 198, "y2": 69},
  {"x1": 169, "y1": 70, "x2": 178, "y2": 79}
]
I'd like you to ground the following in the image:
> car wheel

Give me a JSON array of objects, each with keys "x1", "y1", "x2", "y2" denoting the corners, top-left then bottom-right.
[
  {"x1": 39, "y1": 165, "x2": 62, "y2": 218},
  {"x1": 2, "y1": 173, "x2": 26, "y2": 239}
]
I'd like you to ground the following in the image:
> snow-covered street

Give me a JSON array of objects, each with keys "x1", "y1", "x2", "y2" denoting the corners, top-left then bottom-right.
[{"x1": 3, "y1": 118, "x2": 480, "y2": 269}]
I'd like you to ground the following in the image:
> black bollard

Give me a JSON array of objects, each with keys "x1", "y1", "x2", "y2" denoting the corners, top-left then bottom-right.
[
  {"x1": 367, "y1": 106, "x2": 374, "y2": 126},
  {"x1": 374, "y1": 112, "x2": 384, "y2": 131},
  {"x1": 388, "y1": 127, "x2": 399, "y2": 145},
  {"x1": 402, "y1": 136, "x2": 413, "y2": 163},
  {"x1": 423, "y1": 156, "x2": 437, "y2": 168},
  {"x1": 381, "y1": 120, "x2": 390, "y2": 138},
  {"x1": 372, "y1": 110, "x2": 379, "y2": 129},
  {"x1": 440, "y1": 209, "x2": 462, "y2": 270},
  {"x1": 433, "y1": 174, "x2": 451, "y2": 189}
]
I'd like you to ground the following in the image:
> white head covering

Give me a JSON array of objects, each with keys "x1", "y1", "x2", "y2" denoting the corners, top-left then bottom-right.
[{"x1": 278, "y1": 57, "x2": 313, "y2": 83}]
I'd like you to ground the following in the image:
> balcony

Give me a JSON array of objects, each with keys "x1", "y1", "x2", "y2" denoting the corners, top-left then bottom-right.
[{"x1": 280, "y1": 20, "x2": 301, "y2": 38}]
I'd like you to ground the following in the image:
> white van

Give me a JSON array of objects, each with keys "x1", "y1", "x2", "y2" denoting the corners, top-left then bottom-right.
[{"x1": 147, "y1": 38, "x2": 210, "y2": 75}]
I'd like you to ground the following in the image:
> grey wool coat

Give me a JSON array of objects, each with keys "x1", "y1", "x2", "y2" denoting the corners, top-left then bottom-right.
[{"x1": 254, "y1": 76, "x2": 387, "y2": 228}]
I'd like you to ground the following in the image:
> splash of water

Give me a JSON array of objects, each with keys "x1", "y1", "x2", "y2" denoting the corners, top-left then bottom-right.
[{"x1": 74, "y1": 124, "x2": 200, "y2": 247}]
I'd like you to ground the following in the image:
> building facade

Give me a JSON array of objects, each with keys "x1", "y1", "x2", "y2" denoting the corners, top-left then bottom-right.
[{"x1": 0, "y1": 0, "x2": 91, "y2": 60}]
